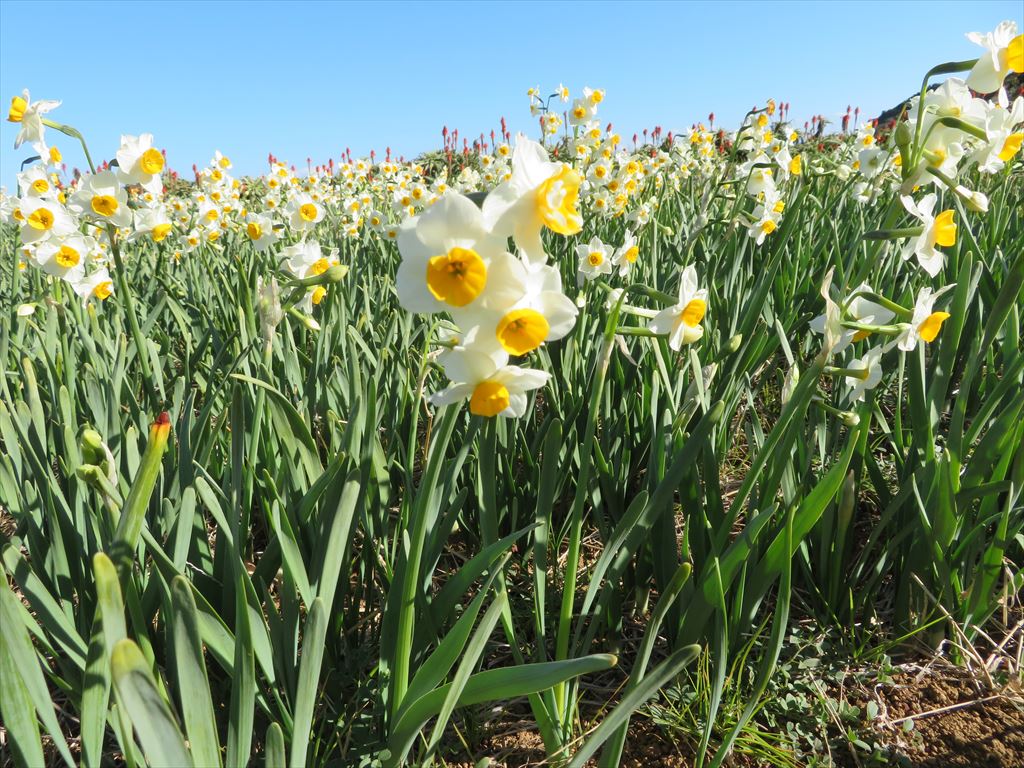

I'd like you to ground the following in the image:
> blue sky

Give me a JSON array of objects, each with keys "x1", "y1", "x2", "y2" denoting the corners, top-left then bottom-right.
[{"x1": 1, "y1": 0, "x2": 1021, "y2": 182}]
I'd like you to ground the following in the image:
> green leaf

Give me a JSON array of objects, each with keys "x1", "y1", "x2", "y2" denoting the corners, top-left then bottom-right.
[
  {"x1": 0, "y1": 586, "x2": 45, "y2": 768},
  {"x1": 388, "y1": 654, "x2": 617, "y2": 766},
  {"x1": 171, "y1": 577, "x2": 222, "y2": 768},
  {"x1": 290, "y1": 597, "x2": 328, "y2": 768},
  {"x1": 265, "y1": 722, "x2": 286, "y2": 768},
  {"x1": 110, "y1": 638, "x2": 193, "y2": 768},
  {"x1": 0, "y1": 579, "x2": 74, "y2": 767}
]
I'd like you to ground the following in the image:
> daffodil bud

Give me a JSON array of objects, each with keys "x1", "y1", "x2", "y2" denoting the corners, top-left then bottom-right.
[
  {"x1": 956, "y1": 185, "x2": 989, "y2": 213},
  {"x1": 894, "y1": 120, "x2": 912, "y2": 152},
  {"x1": 81, "y1": 428, "x2": 106, "y2": 465},
  {"x1": 725, "y1": 334, "x2": 743, "y2": 353},
  {"x1": 257, "y1": 277, "x2": 283, "y2": 345},
  {"x1": 840, "y1": 411, "x2": 861, "y2": 428},
  {"x1": 16, "y1": 303, "x2": 35, "y2": 317},
  {"x1": 292, "y1": 263, "x2": 349, "y2": 288},
  {"x1": 658, "y1": 223, "x2": 675, "y2": 236},
  {"x1": 113, "y1": 413, "x2": 171, "y2": 561},
  {"x1": 76, "y1": 463, "x2": 107, "y2": 486}
]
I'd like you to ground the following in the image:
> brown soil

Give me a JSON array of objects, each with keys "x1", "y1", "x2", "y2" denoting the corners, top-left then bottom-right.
[
  {"x1": 446, "y1": 718, "x2": 696, "y2": 767},
  {"x1": 862, "y1": 671, "x2": 1024, "y2": 768}
]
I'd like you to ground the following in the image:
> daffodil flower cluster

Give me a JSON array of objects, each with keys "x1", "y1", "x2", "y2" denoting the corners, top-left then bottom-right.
[{"x1": 396, "y1": 136, "x2": 582, "y2": 418}]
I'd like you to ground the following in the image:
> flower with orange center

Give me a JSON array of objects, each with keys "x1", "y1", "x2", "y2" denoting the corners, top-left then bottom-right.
[
  {"x1": 900, "y1": 193, "x2": 954, "y2": 277},
  {"x1": 483, "y1": 135, "x2": 585, "y2": 264},
  {"x1": 429, "y1": 347, "x2": 551, "y2": 419},
  {"x1": 495, "y1": 309, "x2": 549, "y2": 355},
  {"x1": 966, "y1": 21, "x2": 1023, "y2": 93},
  {"x1": 7, "y1": 89, "x2": 61, "y2": 148},
  {"x1": 470, "y1": 380, "x2": 510, "y2": 416},
  {"x1": 649, "y1": 265, "x2": 708, "y2": 351},
  {"x1": 895, "y1": 284, "x2": 956, "y2": 352},
  {"x1": 396, "y1": 192, "x2": 509, "y2": 315},
  {"x1": 425, "y1": 248, "x2": 487, "y2": 307}
]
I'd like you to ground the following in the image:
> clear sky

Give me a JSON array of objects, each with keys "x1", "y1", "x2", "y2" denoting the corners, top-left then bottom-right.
[{"x1": 1, "y1": 0, "x2": 1021, "y2": 183}]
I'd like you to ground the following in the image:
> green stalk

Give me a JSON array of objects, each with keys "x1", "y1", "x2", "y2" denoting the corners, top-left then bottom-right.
[
  {"x1": 108, "y1": 232, "x2": 159, "y2": 407},
  {"x1": 390, "y1": 404, "x2": 460, "y2": 720},
  {"x1": 553, "y1": 288, "x2": 628, "y2": 734}
]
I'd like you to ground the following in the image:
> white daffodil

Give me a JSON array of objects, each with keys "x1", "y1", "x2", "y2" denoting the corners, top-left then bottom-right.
[
  {"x1": 900, "y1": 193, "x2": 956, "y2": 277},
  {"x1": 744, "y1": 157, "x2": 776, "y2": 197},
  {"x1": 965, "y1": 20, "x2": 1023, "y2": 93},
  {"x1": 857, "y1": 148, "x2": 891, "y2": 180},
  {"x1": 457, "y1": 260, "x2": 578, "y2": 357},
  {"x1": 649, "y1": 265, "x2": 707, "y2": 350},
  {"x1": 613, "y1": 229, "x2": 640, "y2": 277},
  {"x1": 429, "y1": 346, "x2": 550, "y2": 418},
  {"x1": 971, "y1": 96, "x2": 1024, "y2": 173},
  {"x1": 211, "y1": 150, "x2": 232, "y2": 170},
  {"x1": 810, "y1": 283, "x2": 895, "y2": 355},
  {"x1": 71, "y1": 267, "x2": 115, "y2": 305},
  {"x1": 7, "y1": 89, "x2": 61, "y2": 149},
  {"x1": 17, "y1": 196, "x2": 77, "y2": 244},
  {"x1": 285, "y1": 193, "x2": 324, "y2": 233},
  {"x1": 281, "y1": 240, "x2": 338, "y2": 280},
  {"x1": 69, "y1": 171, "x2": 132, "y2": 228},
  {"x1": 131, "y1": 206, "x2": 173, "y2": 243},
  {"x1": 483, "y1": 134, "x2": 583, "y2": 264},
  {"x1": 582, "y1": 87, "x2": 605, "y2": 110},
  {"x1": 244, "y1": 212, "x2": 279, "y2": 252},
  {"x1": 33, "y1": 233, "x2": 95, "y2": 282},
  {"x1": 577, "y1": 236, "x2": 613, "y2": 281},
  {"x1": 892, "y1": 285, "x2": 956, "y2": 352},
  {"x1": 569, "y1": 98, "x2": 593, "y2": 126},
  {"x1": 747, "y1": 200, "x2": 782, "y2": 246},
  {"x1": 845, "y1": 345, "x2": 885, "y2": 402},
  {"x1": 18, "y1": 165, "x2": 58, "y2": 199},
  {"x1": 396, "y1": 192, "x2": 512, "y2": 315},
  {"x1": 116, "y1": 134, "x2": 165, "y2": 195}
]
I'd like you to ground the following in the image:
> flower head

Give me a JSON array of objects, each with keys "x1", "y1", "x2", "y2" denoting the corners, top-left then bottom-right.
[{"x1": 649, "y1": 265, "x2": 707, "y2": 350}]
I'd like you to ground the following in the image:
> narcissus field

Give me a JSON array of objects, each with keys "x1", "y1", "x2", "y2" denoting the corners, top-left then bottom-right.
[{"x1": 1, "y1": 19, "x2": 1022, "y2": 768}]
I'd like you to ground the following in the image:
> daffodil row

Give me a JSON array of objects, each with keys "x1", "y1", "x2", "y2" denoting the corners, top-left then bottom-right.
[{"x1": 3, "y1": 21, "x2": 1020, "y2": 385}]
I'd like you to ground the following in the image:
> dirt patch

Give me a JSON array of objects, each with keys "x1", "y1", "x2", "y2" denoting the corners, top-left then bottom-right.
[
  {"x1": 445, "y1": 717, "x2": 695, "y2": 767},
  {"x1": 867, "y1": 671, "x2": 1024, "y2": 768}
]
